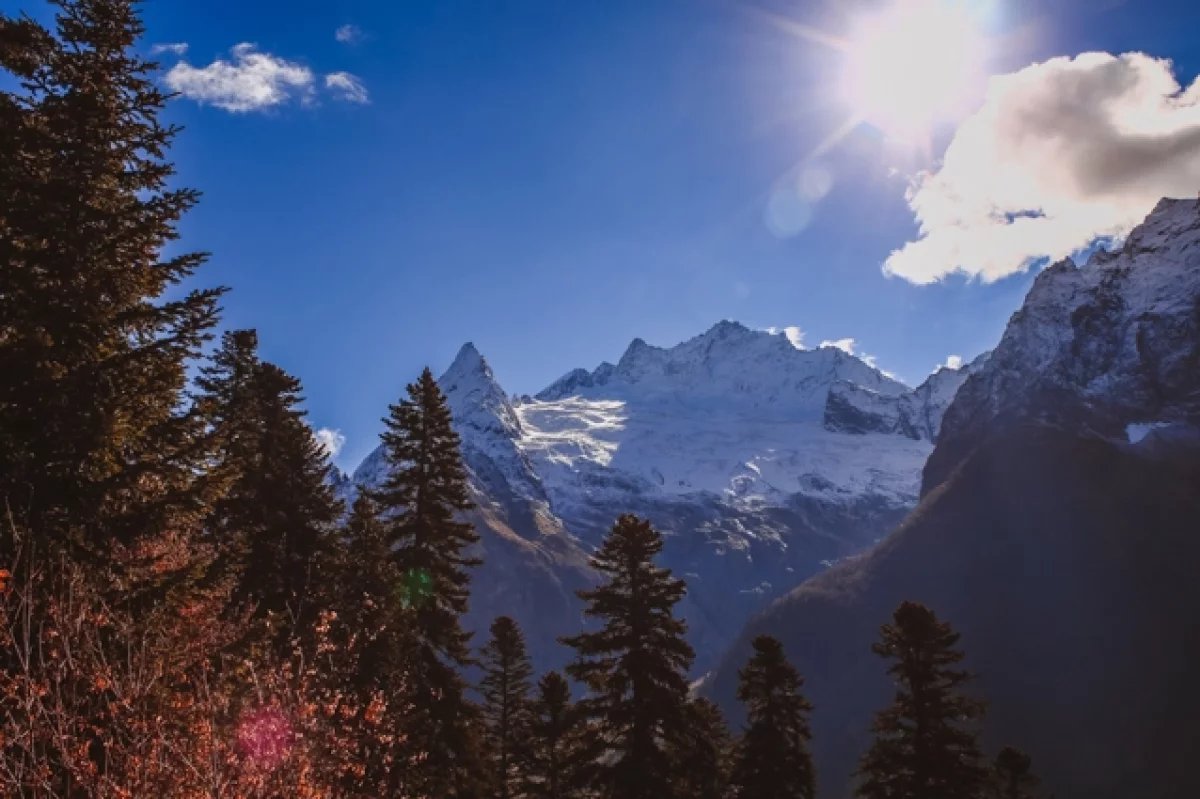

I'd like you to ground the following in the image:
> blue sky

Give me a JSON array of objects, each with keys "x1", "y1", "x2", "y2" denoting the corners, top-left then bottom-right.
[{"x1": 14, "y1": 0, "x2": 1199, "y2": 468}]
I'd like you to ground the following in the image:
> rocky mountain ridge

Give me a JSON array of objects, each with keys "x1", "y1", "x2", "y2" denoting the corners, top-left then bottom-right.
[
  {"x1": 347, "y1": 320, "x2": 982, "y2": 672},
  {"x1": 927, "y1": 196, "x2": 1200, "y2": 492}
]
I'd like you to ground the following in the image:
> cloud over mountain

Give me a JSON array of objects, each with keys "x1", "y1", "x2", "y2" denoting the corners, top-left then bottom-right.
[{"x1": 887, "y1": 52, "x2": 1200, "y2": 284}]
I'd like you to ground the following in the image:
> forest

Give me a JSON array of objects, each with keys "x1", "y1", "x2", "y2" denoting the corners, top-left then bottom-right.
[{"x1": 1, "y1": 2, "x2": 1042, "y2": 796}]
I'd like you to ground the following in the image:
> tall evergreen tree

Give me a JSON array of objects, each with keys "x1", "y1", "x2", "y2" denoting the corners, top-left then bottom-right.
[
  {"x1": 526, "y1": 671, "x2": 586, "y2": 799},
  {"x1": 987, "y1": 747, "x2": 1040, "y2": 799},
  {"x1": 0, "y1": 0, "x2": 223, "y2": 562},
  {"x1": 855, "y1": 601, "x2": 986, "y2": 799},
  {"x1": 561, "y1": 514, "x2": 696, "y2": 799},
  {"x1": 674, "y1": 697, "x2": 733, "y2": 799},
  {"x1": 480, "y1": 616, "x2": 536, "y2": 799},
  {"x1": 196, "y1": 329, "x2": 343, "y2": 638},
  {"x1": 369, "y1": 367, "x2": 486, "y2": 797},
  {"x1": 729, "y1": 635, "x2": 816, "y2": 799}
]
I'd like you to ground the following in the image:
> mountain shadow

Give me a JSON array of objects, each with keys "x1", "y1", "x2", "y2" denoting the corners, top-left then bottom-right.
[{"x1": 705, "y1": 424, "x2": 1200, "y2": 799}]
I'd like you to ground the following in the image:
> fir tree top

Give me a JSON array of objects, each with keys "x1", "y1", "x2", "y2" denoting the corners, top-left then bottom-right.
[
  {"x1": 856, "y1": 601, "x2": 987, "y2": 799},
  {"x1": 0, "y1": 0, "x2": 222, "y2": 561},
  {"x1": 369, "y1": 366, "x2": 480, "y2": 666},
  {"x1": 562, "y1": 514, "x2": 695, "y2": 799},
  {"x1": 730, "y1": 635, "x2": 816, "y2": 799}
]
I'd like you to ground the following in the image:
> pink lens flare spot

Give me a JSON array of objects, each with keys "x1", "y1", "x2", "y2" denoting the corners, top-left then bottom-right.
[{"x1": 236, "y1": 706, "x2": 294, "y2": 766}]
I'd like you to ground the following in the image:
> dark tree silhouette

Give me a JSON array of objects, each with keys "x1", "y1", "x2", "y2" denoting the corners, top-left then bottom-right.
[
  {"x1": 674, "y1": 697, "x2": 733, "y2": 799},
  {"x1": 526, "y1": 671, "x2": 587, "y2": 799},
  {"x1": 855, "y1": 601, "x2": 986, "y2": 799},
  {"x1": 197, "y1": 329, "x2": 342, "y2": 644},
  {"x1": 369, "y1": 367, "x2": 486, "y2": 797},
  {"x1": 562, "y1": 514, "x2": 695, "y2": 799},
  {"x1": 988, "y1": 746, "x2": 1040, "y2": 799},
  {"x1": 480, "y1": 616, "x2": 536, "y2": 799},
  {"x1": 729, "y1": 635, "x2": 816, "y2": 799}
]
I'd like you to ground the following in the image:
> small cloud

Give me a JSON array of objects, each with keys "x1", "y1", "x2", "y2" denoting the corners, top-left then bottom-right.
[
  {"x1": 820, "y1": 338, "x2": 857, "y2": 355},
  {"x1": 943, "y1": 354, "x2": 964, "y2": 370},
  {"x1": 325, "y1": 71, "x2": 369, "y2": 104},
  {"x1": 733, "y1": 281, "x2": 751, "y2": 299},
  {"x1": 314, "y1": 428, "x2": 346, "y2": 460},
  {"x1": 164, "y1": 43, "x2": 315, "y2": 112},
  {"x1": 783, "y1": 326, "x2": 805, "y2": 349},
  {"x1": 822, "y1": 337, "x2": 896, "y2": 378},
  {"x1": 151, "y1": 42, "x2": 189, "y2": 56},
  {"x1": 335, "y1": 24, "x2": 363, "y2": 44}
]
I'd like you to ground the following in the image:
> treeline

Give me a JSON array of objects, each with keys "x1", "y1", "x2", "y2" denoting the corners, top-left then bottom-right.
[{"x1": 0, "y1": 1, "x2": 1040, "y2": 797}]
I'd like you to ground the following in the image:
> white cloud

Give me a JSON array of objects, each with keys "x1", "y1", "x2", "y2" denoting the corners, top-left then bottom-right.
[
  {"x1": 820, "y1": 337, "x2": 857, "y2": 355},
  {"x1": 325, "y1": 71, "x2": 369, "y2": 104},
  {"x1": 151, "y1": 42, "x2": 189, "y2": 56},
  {"x1": 943, "y1": 354, "x2": 964, "y2": 370},
  {"x1": 887, "y1": 52, "x2": 1200, "y2": 284},
  {"x1": 821, "y1": 337, "x2": 897, "y2": 378},
  {"x1": 335, "y1": 24, "x2": 363, "y2": 44},
  {"x1": 314, "y1": 428, "x2": 346, "y2": 460},
  {"x1": 765, "y1": 325, "x2": 806, "y2": 349},
  {"x1": 164, "y1": 43, "x2": 315, "y2": 112}
]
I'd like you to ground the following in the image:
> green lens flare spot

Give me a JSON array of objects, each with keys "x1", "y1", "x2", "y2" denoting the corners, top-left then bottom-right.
[{"x1": 400, "y1": 568, "x2": 433, "y2": 609}]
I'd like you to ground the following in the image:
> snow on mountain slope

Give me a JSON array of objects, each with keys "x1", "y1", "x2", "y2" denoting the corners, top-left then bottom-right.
[
  {"x1": 928, "y1": 197, "x2": 1200, "y2": 493},
  {"x1": 350, "y1": 321, "x2": 981, "y2": 672}
]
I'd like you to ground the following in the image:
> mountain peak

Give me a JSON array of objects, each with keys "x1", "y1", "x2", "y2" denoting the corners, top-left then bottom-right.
[
  {"x1": 705, "y1": 319, "x2": 751, "y2": 337},
  {"x1": 444, "y1": 341, "x2": 489, "y2": 379},
  {"x1": 437, "y1": 341, "x2": 524, "y2": 441}
]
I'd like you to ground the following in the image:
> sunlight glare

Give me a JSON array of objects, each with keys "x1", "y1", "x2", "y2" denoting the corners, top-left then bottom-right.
[{"x1": 840, "y1": 0, "x2": 986, "y2": 142}]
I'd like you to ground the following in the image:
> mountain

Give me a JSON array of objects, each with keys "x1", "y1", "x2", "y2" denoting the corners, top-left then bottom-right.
[
  {"x1": 348, "y1": 321, "x2": 982, "y2": 672},
  {"x1": 703, "y1": 198, "x2": 1200, "y2": 798},
  {"x1": 928, "y1": 196, "x2": 1200, "y2": 492}
]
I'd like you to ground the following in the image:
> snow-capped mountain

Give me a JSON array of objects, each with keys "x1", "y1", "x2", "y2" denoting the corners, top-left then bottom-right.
[
  {"x1": 823, "y1": 350, "x2": 989, "y2": 441},
  {"x1": 927, "y1": 196, "x2": 1200, "y2": 492},
  {"x1": 703, "y1": 197, "x2": 1200, "y2": 799},
  {"x1": 350, "y1": 320, "x2": 982, "y2": 672}
]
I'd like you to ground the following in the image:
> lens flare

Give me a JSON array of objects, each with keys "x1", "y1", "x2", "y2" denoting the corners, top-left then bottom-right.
[
  {"x1": 236, "y1": 706, "x2": 293, "y2": 767},
  {"x1": 401, "y1": 567, "x2": 434, "y2": 609},
  {"x1": 839, "y1": 0, "x2": 987, "y2": 142}
]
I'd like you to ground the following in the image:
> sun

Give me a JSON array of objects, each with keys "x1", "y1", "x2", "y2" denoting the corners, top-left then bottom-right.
[{"x1": 839, "y1": 0, "x2": 987, "y2": 142}]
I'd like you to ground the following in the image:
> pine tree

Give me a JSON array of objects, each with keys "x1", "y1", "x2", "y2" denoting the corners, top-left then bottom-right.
[
  {"x1": 480, "y1": 616, "x2": 536, "y2": 799},
  {"x1": 320, "y1": 493, "x2": 413, "y2": 793},
  {"x1": 0, "y1": 0, "x2": 223, "y2": 562},
  {"x1": 369, "y1": 367, "x2": 487, "y2": 798},
  {"x1": 196, "y1": 329, "x2": 343, "y2": 642},
  {"x1": 334, "y1": 494, "x2": 407, "y2": 692},
  {"x1": 674, "y1": 697, "x2": 733, "y2": 799},
  {"x1": 526, "y1": 671, "x2": 587, "y2": 799},
  {"x1": 855, "y1": 601, "x2": 986, "y2": 799},
  {"x1": 987, "y1": 747, "x2": 1040, "y2": 799},
  {"x1": 729, "y1": 635, "x2": 816, "y2": 799},
  {"x1": 561, "y1": 514, "x2": 696, "y2": 799}
]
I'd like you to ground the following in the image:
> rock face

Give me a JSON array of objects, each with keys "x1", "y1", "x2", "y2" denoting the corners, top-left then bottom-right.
[
  {"x1": 927, "y1": 197, "x2": 1200, "y2": 493},
  {"x1": 704, "y1": 198, "x2": 1200, "y2": 799},
  {"x1": 823, "y1": 351, "x2": 989, "y2": 440},
  {"x1": 348, "y1": 321, "x2": 980, "y2": 672}
]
